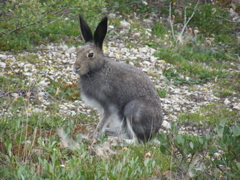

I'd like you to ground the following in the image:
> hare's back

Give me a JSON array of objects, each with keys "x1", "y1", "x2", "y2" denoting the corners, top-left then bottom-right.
[
  {"x1": 106, "y1": 59, "x2": 159, "y2": 99},
  {"x1": 80, "y1": 58, "x2": 160, "y2": 106}
]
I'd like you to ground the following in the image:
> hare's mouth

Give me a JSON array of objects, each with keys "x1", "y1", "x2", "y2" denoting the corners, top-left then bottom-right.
[{"x1": 73, "y1": 65, "x2": 80, "y2": 74}]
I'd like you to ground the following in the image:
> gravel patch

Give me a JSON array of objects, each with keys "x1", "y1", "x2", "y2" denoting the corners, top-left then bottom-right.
[{"x1": 0, "y1": 35, "x2": 239, "y2": 136}]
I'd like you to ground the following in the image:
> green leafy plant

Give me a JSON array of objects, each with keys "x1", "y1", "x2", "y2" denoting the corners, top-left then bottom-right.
[
  {"x1": 45, "y1": 79, "x2": 80, "y2": 101},
  {"x1": 0, "y1": 0, "x2": 106, "y2": 51},
  {"x1": 158, "y1": 120, "x2": 240, "y2": 179},
  {"x1": 157, "y1": 88, "x2": 167, "y2": 98}
]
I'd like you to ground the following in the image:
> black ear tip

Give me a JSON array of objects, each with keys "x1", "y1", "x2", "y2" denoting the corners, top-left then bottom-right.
[
  {"x1": 101, "y1": 16, "x2": 108, "y2": 23},
  {"x1": 79, "y1": 14, "x2": 84, "y2": 21}
]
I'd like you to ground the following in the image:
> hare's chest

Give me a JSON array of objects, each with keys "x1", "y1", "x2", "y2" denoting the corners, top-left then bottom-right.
[{"x1": 81, "y1": 93, "x2": 104, "y2": 115}]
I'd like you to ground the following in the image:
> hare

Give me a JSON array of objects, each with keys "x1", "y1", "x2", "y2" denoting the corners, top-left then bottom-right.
[{"x1": 74, "y1": 15, "x2": 163, "y2": 142}]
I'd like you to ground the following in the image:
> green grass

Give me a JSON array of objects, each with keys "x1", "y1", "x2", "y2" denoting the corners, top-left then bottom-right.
[
  {"x1": 0, "y1": 97, "x2": 167, "y2": 179},
  {"x1": 1, "y1": 94, "x2": 240, "y2": 179},
  {"x1": 151, "y1": 1, "x2": 239, "y2": 86},
  {"x1": 154, "y1": 44, "x2": 228, "y2": 85},
  {"x1": 0, "y1": 75, "x2": 28, "y2": 91},
  {"x1": 157, "y1": 88, "x2": 168, "y2": 98},
  {"x1": 214, "y1": 75, "x2": 240, "y2": 98},
  {"x1": 178, "y1": 103, "x2": 239, "y2": 127},
  {"x1": 0, "y1": 138, "x2": 169, "y2": 179},
  {"x1": 152, "y1": 32, "x2": 239, "y2": 85},
  {"x1": 45, "y1": 79, "x2": 80, "y2": 101},
  {"x1": 0, "y1": 0, "x2": 106, "y2": 51}
]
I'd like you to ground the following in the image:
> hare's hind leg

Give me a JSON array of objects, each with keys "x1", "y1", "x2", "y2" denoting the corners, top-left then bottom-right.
[
  {"x1": 124, "y1": 100, "x2": 156, "y2": 142},
  {"x1": 123, "y1": 100, "x2": 145, "y2": 141}
]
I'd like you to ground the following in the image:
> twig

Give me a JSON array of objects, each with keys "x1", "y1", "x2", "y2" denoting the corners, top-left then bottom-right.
[
  {"x1": 5, "y1": 4, "x2": 71, "y2": 34},
  {"x1": 169, "y1": 3, "x2": 175, "y2": 40},
  {"x1": 107, "y1": 1, "x2": 144, "y2": 10},
  {"x1": 8, "y1": 25, "x2": 28, "y2": 34},
  {"x1": 183, "y1": 6, "x2": 187, "y2": 26},
  {"x1": 8, "y1": 18, "x2": 55, "y2": 34},
  {"x1": 0, "y1": 17, "x2": 14, "y2": 21},
  {"x1": 177, "y1": 1, "x2": 200, "y2": 44},
  {"x1": 216, "y1": 15, "x2": 240, "y2": 23},
  {"x1": 52, "y1": 7, "x2": 68, "y2": 15}
]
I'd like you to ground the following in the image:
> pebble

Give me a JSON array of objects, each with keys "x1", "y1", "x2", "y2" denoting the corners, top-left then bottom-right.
[
  {"x1": 0, "y1": 62, "x2": 6, "y2": 68},
  {"x1": 120, "y1": 21, "x2": 131, "y2": 29},
  {"x1": 224, "y1": 98, "x2": 231, "y2": 105},
  {"x1": 162, "y1": 120, "x2": 171, "y2": 129},
  {"x1": 233, "y1": 103, "x2": 240, "y2": 110}
]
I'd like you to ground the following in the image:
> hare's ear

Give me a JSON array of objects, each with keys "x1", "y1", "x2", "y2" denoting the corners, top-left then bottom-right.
[
  {"x1": 94, "y1": 17, "x2": 108, "y2": 50},
  {"x1": 79, "y1": 14, "x2": 93, "y2": 43}
]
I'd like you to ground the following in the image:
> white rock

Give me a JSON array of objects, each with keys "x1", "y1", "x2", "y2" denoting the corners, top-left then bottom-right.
[
  {"x1": 108, "y1": 13, "x2": 116, "y2": 19},
  {"x1": 213, "y1": 152, "x2": 221, "y2": 158},
  {"x1": 60, "y1": 106, "x2": 68, "y2": 111},
  {"x1": 0, "y1": 54, "x2": 13, "y2": 59},
  {"x1": 150, "y1": 56, "x2": 157, "y2": 62},
  {"x1": 19, "y1": 62, "x2": 25, "y2": 67},
  {"x1": 0, "y1": 54, "x2": 8, "y2": 59},
  {"x1": 60, "y1": 164, "x2": 65, "y2": 168},
  {"x1": 143, "y1": 19, "x2": 152, "y2": 24},
  {"x1": 129, "y1": 62, "x2": 134, "y2": 66},
  {"x1": 32, "y1": 108, "x2": 43, "y2": 113},
  {"x1": 0, "y1": 62, "x2": 6, "y2": 68},
  {"x1": 224, "y1": 98, "x2": 231, "y2": 105},
  {"x1": 38, "y1": 80, "x2": 49, "y2": 87},
  {"x1": 11, "y1": 93, "x2": 19, "y2": 98},
  {"x1": 38, "y1": 92, "x2": 45, "y2": 97},
  {"x1": 70, "y1": 111, "x2": 76, "y2": 116},
  {"x1": 24, "y1": 72, "x2": 32, "y2": 76},
  {"x1": 143, "y1": 61, "x2": 151, "y2": 66},
  {"x1": 162, "y1": 120, "x2": 171, "y2": 129},
  {"x1": 66, "y1": 104, "x2": 76, "y2": 109},
  {"x1": 108, "y1": 25, "x2": 114, "y2": 30},
  {"x1": 120, "y1": 21, "x2": 130, "y2": 29},
  {"x1": 232, "y1": 103, "x2": 240, "y2": 110},
  {"x1": 66, "y1": 46, "x2": 76, "y2": 53}
]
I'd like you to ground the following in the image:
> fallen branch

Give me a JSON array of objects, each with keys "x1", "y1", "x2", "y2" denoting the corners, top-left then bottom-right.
[
  {"x1": 8, "y1": 20, "x2": 41, "y2": 34},
  {"x1": 8, "y1": 19, "x2": 54, "y2": 34},
  {"x1": 5, "y1": 6, "x2": 71, "y2": 34}
]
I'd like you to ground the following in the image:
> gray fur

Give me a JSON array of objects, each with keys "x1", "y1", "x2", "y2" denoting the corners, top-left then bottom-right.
[{"x1": 74, "y1": 15, "x2": 163, "y2": 142}]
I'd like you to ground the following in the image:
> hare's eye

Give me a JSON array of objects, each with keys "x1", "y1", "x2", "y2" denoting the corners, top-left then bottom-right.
[{"x1": 88, "y1": 52, "x2": 94, "y2": 58}]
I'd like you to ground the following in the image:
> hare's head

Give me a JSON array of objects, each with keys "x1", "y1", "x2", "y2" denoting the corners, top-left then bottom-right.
[{"x1": 74, "y1": 15, "x2": 108, "y2": 76}]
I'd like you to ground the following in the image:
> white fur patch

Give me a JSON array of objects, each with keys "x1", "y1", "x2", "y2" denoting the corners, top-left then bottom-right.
[
  {"x1": 81, "y1": 93, "x2": 104, "y2": 116},
  {"x1": 81, "y1": 93, "x2": 137, "y2": 141},
  {"x1": 81, "y1": 93, "x2": 121, "y2": 133}
]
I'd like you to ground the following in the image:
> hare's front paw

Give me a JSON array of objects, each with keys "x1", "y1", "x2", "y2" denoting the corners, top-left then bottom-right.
[
  {"x1": 90, "y1": 129, "x2": 98, "y2": 139},
  {"x1": 90, "y1": 129, "x2": 105, "y2": 141}
]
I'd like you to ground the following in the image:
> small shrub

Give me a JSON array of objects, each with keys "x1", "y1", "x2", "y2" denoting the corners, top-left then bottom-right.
[
  {"x1": 158, "y1": 120, "x2": 240, "y2": 179},
  {"x1": 157, "y1": 88, "x2": 167, "y2": 98},
  {"x1": 0, "y1": 0, "x2": 106, "y2": 51}
]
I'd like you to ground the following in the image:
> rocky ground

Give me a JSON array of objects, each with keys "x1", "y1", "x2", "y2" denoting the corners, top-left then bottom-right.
[{"x1": 0, "y1": 24, "x2": 239, "y2": 137}]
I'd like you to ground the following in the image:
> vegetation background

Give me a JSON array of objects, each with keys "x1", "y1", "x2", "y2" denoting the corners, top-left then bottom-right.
[{"x1": 0, "y1": 0, "x2": 240, "y2": 179}]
